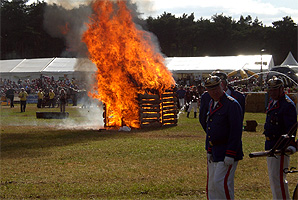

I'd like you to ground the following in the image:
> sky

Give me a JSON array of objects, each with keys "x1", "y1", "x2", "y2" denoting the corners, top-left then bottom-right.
[
  {"x1": 134, "y1": 0, "x2": 298, "y2": 26},
  {"x1": 29, "y1": 0, "x2": 298, "y2": 26}
]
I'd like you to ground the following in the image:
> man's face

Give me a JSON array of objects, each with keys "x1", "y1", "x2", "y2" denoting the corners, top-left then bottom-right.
[
  {"x1": 221, "y1": 80, "x2": 228, "y2": 91},
  {"x1": 207, "y1": 84, "x2": 224, "y2": 101},
  {"x1": 268, "y1": 87, "x2": 283, "y2": 100}
]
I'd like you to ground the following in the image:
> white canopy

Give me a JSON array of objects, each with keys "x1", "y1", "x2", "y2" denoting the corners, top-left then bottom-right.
[
  {"x1": 0, "y1": 57, "x2": 96, "y2": 81},
  {"x1": 166, "y1": 55, "x2": 274, "y2": 74},
  {"x1": 280, "y1": 52, "x2": 298, "y2": 67},
  {"x1": 0, "y1": 55, "x2": 274, "y2": 81}
]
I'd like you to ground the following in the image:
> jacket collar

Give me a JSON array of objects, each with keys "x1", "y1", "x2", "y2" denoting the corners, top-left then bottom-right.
[
  {"x1": 266, "y1": 93, "x2": 285, "y2": 112},
  {"x1": 209, "y1": 93, "x2": 225, "y2": 116}
]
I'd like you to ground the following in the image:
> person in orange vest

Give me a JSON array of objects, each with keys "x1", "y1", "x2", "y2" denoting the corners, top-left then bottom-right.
[
  {"x1": 19, "y1": 88, "x2": 28, "y2": 112},
  {"x1": 48, "y1": 89, "x2": 55, "y2": 108}
]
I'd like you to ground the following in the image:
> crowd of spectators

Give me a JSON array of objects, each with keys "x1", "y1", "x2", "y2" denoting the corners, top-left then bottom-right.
[
  {"x1": 174, "y1": 74, "x2": 298, "y2": 112},
  {"x1": 176, "y1": 75, "x2": 298, "y2": 94},
  {"x1": 0, "y1": 76, "x2": 89, "y2": 107}
]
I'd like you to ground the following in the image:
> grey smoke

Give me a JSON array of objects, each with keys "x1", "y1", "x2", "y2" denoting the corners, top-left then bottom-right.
[
  {"x1": 42, "y1": 0, "x2": 165, "y2": 129},
  {"x1": 43, "y1": 1, "x2": 92, "y2": 58},
  {"x1": 43, "y1": 0, "x2": 157, "y2": 58}
]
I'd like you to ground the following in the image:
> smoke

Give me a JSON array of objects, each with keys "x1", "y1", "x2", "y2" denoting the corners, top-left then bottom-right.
[
  {"x1": 42, "y1": 0, "x2": 166, "y2": 129},
  {"x1": 43, "y1": 1, "x2": 92, "y2": 58},
  {"x1": 43, "y1": 0, "x2": 164, "y2": 75},
  {"x1": 43, "y1": 0, "x2": 161, "y2": 59},
  {"x1": 6, "y1": 105, "x2": 104, "y2": 130},
  {"x1": 57, "y1": 102, "x2": 104, "y2": 130}
]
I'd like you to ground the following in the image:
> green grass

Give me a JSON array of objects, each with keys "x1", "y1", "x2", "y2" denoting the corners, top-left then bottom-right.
[{"x1": 0, "y1": 104, "x2": 297, "y2": 199}]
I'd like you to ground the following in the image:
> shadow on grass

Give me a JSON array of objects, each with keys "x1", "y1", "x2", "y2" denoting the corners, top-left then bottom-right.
[
  {"x1": 0, "y1": 128, "x2": 131, "y2": 158},
  {"x1": 0, "y1": 125, "x2": 180, "y2": 159}
]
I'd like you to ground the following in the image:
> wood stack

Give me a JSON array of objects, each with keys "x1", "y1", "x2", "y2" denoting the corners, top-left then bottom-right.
[
  {"x1": 160, "y1": 90, "x2": 178, "y2": 127},
  {"x1": 139, "y1": 93, "x2": 161, "y2": 128},
  {"x1": 103, "y1": 89, "x2": 178, "y2": 129}
]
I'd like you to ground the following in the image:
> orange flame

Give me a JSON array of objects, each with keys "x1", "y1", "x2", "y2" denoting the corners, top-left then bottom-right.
[{"x1": 82, "y1": 0, "x2": 175, "y2": 128}]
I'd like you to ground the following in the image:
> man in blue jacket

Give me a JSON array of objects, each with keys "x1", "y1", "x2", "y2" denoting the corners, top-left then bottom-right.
[
  {"x1": 204, "y1": 75, "x2": 243, "y2": 200},
  {"x1": 264, "y1": 76, "x2": 297, "y2": 200},
  {"x1": 199, "y1": 71, "x2": 245, "y2": 132}
]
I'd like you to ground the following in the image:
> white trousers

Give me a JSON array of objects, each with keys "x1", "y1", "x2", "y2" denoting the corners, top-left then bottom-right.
[
  {"x1": 207, "y1": 160, "x2": 238, "y2": 200},
  {"x1": 179, "y1": 98, "x2": 185, "y2": 108},
  {"x1": 267, "y1": 155, "x2": 290, "y2": 200},
  {"x1": 187, "y1": 102, "x2": 198, "y2": 112}
]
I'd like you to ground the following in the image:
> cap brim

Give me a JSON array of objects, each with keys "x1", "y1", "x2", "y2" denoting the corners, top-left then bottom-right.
[{"x1": 205, "y1": 83, "x2": 220, "y2": 89}]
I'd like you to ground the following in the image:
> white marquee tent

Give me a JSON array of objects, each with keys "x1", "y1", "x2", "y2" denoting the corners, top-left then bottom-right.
[
  {"x1": 166, "y1": 55, "x2": 273, "y2": 73},
  {"x1": 278, "y1": 51, "x2": 298, "y2": 70},
  {"x1": 0, "y1": 58, "x2": 96, "y2": 82},
  {"x1": 0, "y1": 55, "x2": 274, "y2": 82}
]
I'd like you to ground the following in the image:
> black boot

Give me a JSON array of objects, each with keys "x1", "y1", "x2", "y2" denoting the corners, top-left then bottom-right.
[
  {"x1": 187, "y1": 112, "x2": 190, "y2": 118},
  {"x1": 194, "y1": 112, "x2": 197, "y2": 118}
]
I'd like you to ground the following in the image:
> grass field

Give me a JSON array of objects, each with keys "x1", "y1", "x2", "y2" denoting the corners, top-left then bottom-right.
[{"x1": 0, "y1": 104, "x2": 297, "y2": 199}]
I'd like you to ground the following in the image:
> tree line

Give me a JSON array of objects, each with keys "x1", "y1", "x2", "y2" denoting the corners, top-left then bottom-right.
[{"x1": 1, "y1": 0, "x2": 297, "y2": 65}]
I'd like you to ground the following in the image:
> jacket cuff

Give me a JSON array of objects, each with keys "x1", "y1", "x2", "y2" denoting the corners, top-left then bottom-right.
[{"x1": 226, "y1": 150, "x2": 236, "y2": 158}]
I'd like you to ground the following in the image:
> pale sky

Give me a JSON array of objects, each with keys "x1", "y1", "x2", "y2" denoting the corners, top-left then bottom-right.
[
  {"x1": 29, "y1": 0, "x2": 298, "y2": 26},
  {"x1": 134, "y1": 0, "x2": 298, "y2": 26}
]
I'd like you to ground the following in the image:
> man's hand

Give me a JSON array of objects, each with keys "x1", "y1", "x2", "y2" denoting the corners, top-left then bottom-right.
[
  {"x1": 224, "y1": 156, "x2": 234, "y2": 166},
  {"x1": 207, "y1": 153, "x2": 213, "y2": 163}
]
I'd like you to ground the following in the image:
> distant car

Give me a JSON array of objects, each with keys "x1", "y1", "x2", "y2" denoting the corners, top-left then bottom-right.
[{"x1": 268, "y1": 66, "x2": 298, "y2": 87}]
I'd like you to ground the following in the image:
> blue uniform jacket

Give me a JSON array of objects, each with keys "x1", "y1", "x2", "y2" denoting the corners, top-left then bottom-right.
[
  {"x1": 264, "y1": 93, "x2": 297, "y2": 150},
  {"x1": 206, "y1": 93, "x2": 244, "y2": 162},
  {"x1": 199, "y1": 91, "x2": 211, "y2": 131},
  {"x1": 227, "y1": 86, "x2": 245, "y2": 118},
  {"x1": 199, "y1": 87, "x2": 245, "y2": 132}
]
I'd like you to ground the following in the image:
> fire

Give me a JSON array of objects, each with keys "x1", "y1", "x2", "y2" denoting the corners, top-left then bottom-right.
[{"x1": 82, "y1": 0, "x2": 175, "y2": 128}]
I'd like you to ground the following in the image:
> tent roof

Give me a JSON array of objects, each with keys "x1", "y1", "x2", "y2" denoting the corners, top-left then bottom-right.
[
  {"x1": 166, "y1": 55, "x2": 274, "y2": 73},
  {"x1": 280, "y1": 52, "x2": 298, "y2": 66},
  {"x1": 10, "y1": 58, "x2": 54, "y2": 73},
  {"x1": 0, "y1": 59, "x2": 24, "y2": 73},
  {"x1": 0, "y1": 55, "x2": 274, "y2": 74},
  {"x1": 43, "y1": 58, "x2": 77, "y2": 72}
]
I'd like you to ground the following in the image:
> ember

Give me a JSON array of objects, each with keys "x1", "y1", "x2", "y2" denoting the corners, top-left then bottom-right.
[{"x1": 82, "y1": 0, "x2": 175, "y2": 128}]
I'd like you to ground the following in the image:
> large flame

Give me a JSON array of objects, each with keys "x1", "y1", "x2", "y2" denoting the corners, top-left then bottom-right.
[{"x1": 82, "y1": 0, "x2": 175, "y2": 128}]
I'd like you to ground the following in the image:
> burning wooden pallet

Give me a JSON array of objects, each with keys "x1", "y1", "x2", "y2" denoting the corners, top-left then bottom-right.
[
  {"x1": 104, "y1": 90, "x2": 178, "y2": 129},
  {"x1": 160, "y1": 90, "x2": 178, "y2": 127}
]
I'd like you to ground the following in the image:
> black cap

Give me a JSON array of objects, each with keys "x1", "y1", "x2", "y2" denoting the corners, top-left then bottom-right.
[
  {"x1": 205, "y1": 76, "x2": 221, "y2": 88},
  {"x1": 211, "y1": 70, "x2": 227, "y2": 81},
  {"x1": 267, "y1": 76, "x2": 284, "y2": 89}
]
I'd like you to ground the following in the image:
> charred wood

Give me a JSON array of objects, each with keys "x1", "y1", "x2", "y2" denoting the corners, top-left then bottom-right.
[
  {"x1": 162, "y1": 115, "x2": 177, "y2": 120},
  {"x1": 141, "y1": 118, "x2": 161, "y2": 123},
  {"x1": 140, "y1": 113, "x2": 161, "y2": 118}
]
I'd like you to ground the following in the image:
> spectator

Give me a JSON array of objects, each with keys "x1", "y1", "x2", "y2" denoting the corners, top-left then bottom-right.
[
  {"x1": 59, "y1": 89, "x2": 67, "y2": 113},
  {"x1": 5, "y1": 87, "x2": 15, "y2": 108},
  {"x1": 37, "y1": 89, "x2": 44, "y2": 108},
  {"x1": 48, "y1": 89, "x2": 55, "y2": 108},
  {"x1": 187, "y1": 86, "x2": 199, "y2": 118},
  {"x1": 176, "y1": 86, "x2": 186, "y2": 109},
  {"x1": 18, "y1": 88, "x2": 28, "y2": 112}
]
